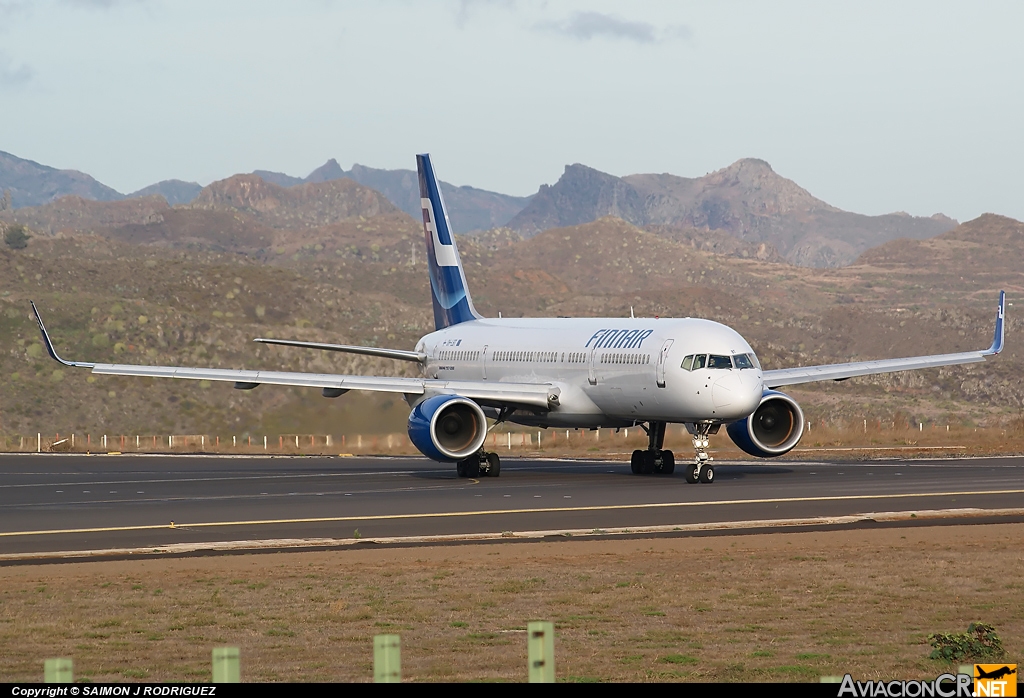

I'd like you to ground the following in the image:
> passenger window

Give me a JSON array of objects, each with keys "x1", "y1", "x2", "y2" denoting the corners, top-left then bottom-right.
[
  {"x1": 734, "y1": 353, "x2": 754, "y2": 369},
  {"x1": 708, "y1": 355, "x2": 733, "y2": 369}
]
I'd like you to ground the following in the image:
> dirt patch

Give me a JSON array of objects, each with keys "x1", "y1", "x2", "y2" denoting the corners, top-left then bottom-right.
[{"x1": 1, "y1": 524, "x2": 1021, "y2": 682}]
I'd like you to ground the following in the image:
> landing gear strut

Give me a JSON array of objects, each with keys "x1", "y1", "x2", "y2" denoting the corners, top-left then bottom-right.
[
  {"x1": 456, "y1": 451, "x2": 500, "y2": 478},
  {"x1": 630, "y1": 421, "x2": 675, "y2": 475},
  {"x1": 683, "y1": 422, "x2": 716, "y2": 484}
]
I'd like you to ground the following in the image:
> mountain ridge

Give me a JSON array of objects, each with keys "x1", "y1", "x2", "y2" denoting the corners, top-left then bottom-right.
[
  {"x1": 508, "y1": 158, "x2": 957, "y2": 267},
  {"x1": 0, "y1": 150, "x2": 123, "y2": 208},
  {"x1": 1, "y1": 149, "x2": 965, "y2": 267}
]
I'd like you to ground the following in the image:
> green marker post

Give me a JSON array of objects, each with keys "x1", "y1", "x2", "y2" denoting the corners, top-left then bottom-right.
[
  {"x1": 528, "y1": 621, "x2": 555, "y2": 683},
  {"x1": 44, "y1": 658, "x2": 73, "y2": 683},
  {"x1": 212, "y1": 646, "x2": 240, "y2": 683},
  {"x1": 374, "y1": 634, "x2": 401, "y2": 683}
]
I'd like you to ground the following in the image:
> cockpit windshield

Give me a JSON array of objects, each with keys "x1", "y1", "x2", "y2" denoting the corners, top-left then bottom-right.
[
  {"x1": 707, "y1": 355, "x2": 733, "y2": 369},
  {"x1": 681, "y1": 353, "x2": 759, "y2": 370},
  {"x1": 733, "y1": 353, "x2": 754, "y2": 369},
  {"x1": 680, "y1": 354, "x2": 707, "y2": 371}
]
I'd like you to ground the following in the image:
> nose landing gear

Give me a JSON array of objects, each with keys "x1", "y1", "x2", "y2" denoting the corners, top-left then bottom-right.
[{"x1": 683, "y1": 422, "x2": 716, "y2": 484}]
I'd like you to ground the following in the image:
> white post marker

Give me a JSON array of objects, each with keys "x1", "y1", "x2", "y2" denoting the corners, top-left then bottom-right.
[{"x1": 37, "y1": 433, "x2": 41, "y2": 452}]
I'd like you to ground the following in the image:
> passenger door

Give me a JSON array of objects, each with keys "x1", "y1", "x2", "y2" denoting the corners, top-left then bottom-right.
[{"x1": 656, "y1": 339, "x2": 674, "y2": 388}]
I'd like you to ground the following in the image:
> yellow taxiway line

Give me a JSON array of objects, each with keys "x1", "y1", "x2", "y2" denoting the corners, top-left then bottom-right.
[{"x1": 2, "y1": 487, "x2": 1023, "y2": 538}]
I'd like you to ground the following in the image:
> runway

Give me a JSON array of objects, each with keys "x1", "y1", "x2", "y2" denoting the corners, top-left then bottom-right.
[{"x1": 1, "y1": 454, "x2": 1023, "y2": 560}]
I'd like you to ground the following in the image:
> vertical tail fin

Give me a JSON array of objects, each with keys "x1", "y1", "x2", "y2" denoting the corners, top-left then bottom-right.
[{"x1": 417, "y1": 153, "x2": 482, "y2": 330}]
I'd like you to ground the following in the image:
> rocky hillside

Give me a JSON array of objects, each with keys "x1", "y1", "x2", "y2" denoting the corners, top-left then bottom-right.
[
  {"x1": 255, "y1": 159, "x2": 532, "y2": 234},
  {"x1": 0, "y1": 195, "x2": 170, "y2": 235},
  {"x1": 508, "y1": 159, "x2": 957, "y2": 267},
  {"x1": 189, "y1": 174, "x2": 400, "y2": 229},
  {"x1": 2, "y1": 211, "x2": 1017, "y2": 441}
]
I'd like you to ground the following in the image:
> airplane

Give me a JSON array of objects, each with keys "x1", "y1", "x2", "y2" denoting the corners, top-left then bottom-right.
[
  {"x1": 975, "y1": 666, "x2": 1016, "y2": 681},
  {"x1": 31, "y1": 154, "x2": 1005, "y2": 484}
]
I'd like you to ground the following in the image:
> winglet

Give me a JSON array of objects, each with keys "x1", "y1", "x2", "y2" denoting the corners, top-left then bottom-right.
[
  {"x1": 982, "y1": 290, "x2": 1005, "y2": 355},
  {"x1": 29, "y1": 302, "x2": 95, "y2": 368}
]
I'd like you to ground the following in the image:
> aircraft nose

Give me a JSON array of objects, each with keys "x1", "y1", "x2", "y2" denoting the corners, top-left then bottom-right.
[
  {"x1": 712, "y1": 371, "x2": 762, "y2": 416},
  {"x1": 711, "y1": 373, "x2": 741, "y2": 408}
]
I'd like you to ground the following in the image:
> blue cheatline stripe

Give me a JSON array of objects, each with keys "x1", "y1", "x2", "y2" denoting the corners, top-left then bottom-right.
[{"x1": 416, "y1": 153, "x2": 481, "y2": 330}]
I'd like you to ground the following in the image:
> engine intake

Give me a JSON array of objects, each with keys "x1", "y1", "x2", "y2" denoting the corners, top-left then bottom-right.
[
  {"x1": 408, "y1": 394, "x2": 487, "y2": 462},
  {"x1": 726, "y1": 390, "x2": 805, "y2": 458}
]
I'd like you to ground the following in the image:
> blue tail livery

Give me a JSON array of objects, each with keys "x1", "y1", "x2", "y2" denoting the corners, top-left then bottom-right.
[{"x1": 417, "y1": 153, "x2": 482, "y2": 330}]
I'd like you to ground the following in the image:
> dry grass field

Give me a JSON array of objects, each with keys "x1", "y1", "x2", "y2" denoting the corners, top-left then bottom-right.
[{"x1": 1, "y1": 523, "x2": 1021, "y2": 682}]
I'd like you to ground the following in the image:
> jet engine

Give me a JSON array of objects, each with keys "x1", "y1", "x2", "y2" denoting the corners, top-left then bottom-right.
[
  {"x1": 726, "y1": 390, "x2": 805, "y2": 458},
  {"x1": 407, "y1": 394, "x2": 488, "y2": 462}
]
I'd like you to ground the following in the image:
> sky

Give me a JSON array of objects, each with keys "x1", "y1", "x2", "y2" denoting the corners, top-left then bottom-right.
[{"x1": 1, "y1": 0, "x2": 1022, "y2": 222}]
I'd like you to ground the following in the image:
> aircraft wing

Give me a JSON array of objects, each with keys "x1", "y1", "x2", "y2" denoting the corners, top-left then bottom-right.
[
  {"x1": 30, "y1": 303, "x2": 557, "y2": 411},
  {"x1": 251, "y1": 337, "x2": 427, "y2": 363},
  {"x1": 763, "y1": 291, "x2": 1005, "y2": 388}
]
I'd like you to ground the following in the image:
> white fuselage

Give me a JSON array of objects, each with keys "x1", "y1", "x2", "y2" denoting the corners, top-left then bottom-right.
[{"x1": 415, "y1": 317, "x2": 764, "y2": 428}]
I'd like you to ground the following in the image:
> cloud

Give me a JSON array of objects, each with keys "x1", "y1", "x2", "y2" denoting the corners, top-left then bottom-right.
[
  {"x1": 59, "y1": 0, "x2": 149, "y2": 8},
  {"x1": 455, "y1": 0, "x2": 516, "y2": 29},
  {"x1": 535, "y1": 11, "x2": 690, "y2": 44},
  {"x1": 61, "y1": 0, "x2": 115, "y2": 5},
  {"x1": 0, "y1": 0, "x2": 29, "y2": 21},
  {"x1": 0, "y1": 53, "x2": 33, "y2": 87}
]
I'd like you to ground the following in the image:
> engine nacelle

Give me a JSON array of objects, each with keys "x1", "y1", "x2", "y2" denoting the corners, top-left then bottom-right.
[
  {"x1": 726, "y1": 390, "x2": 805, "y2": 458},
  {"x1": 408, "y1": 394, "x2": 488, "y2": 462}
]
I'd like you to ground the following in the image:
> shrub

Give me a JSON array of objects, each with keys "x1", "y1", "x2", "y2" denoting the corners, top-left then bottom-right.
[
  {"x1": 4, "y1": 224, "x2": 30, "y2": 249},
  {"x1": 928, "y1": 622, "x2": 1005, "y2": 661}
]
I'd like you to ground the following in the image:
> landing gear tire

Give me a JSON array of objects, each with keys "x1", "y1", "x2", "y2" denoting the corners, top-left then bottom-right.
[
  {"x1": 685, "y1": 464, "x2": 700, "y2": 484},
  {"x1": 658, "y1": 450, "x2": 675, "y2": 475},
  {"x1": 640, "y1": 450, "x2": 656, "y2": 475},
  {"x1": 630, "y1": 450, "x2": 644, "y2": 474},
  {"x1": 486, "y1": 452, "x2": 501, "y2": 477},
  {"x1": 456, "y1": 457, "x2": 480, "y2": 478},
  {"x1": 699, "y1": 464, "x2": 715, "y2": 484}
]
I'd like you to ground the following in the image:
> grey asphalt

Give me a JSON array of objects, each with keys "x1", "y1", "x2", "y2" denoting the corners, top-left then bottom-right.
[{"x1": 1, "y1": 453, "x2": 1023, "y2": 558}]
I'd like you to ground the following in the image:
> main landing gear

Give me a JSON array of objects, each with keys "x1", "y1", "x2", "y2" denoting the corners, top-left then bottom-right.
[
  {"x1": 631, "y1": 421, "x2": 716, "y2": 483},
  {"x1": 456, "y1": 451, "x2": 500, "y2": 478},
  {"x1": 630, "y1": 421, "x2": 675, "y2": 475}
]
